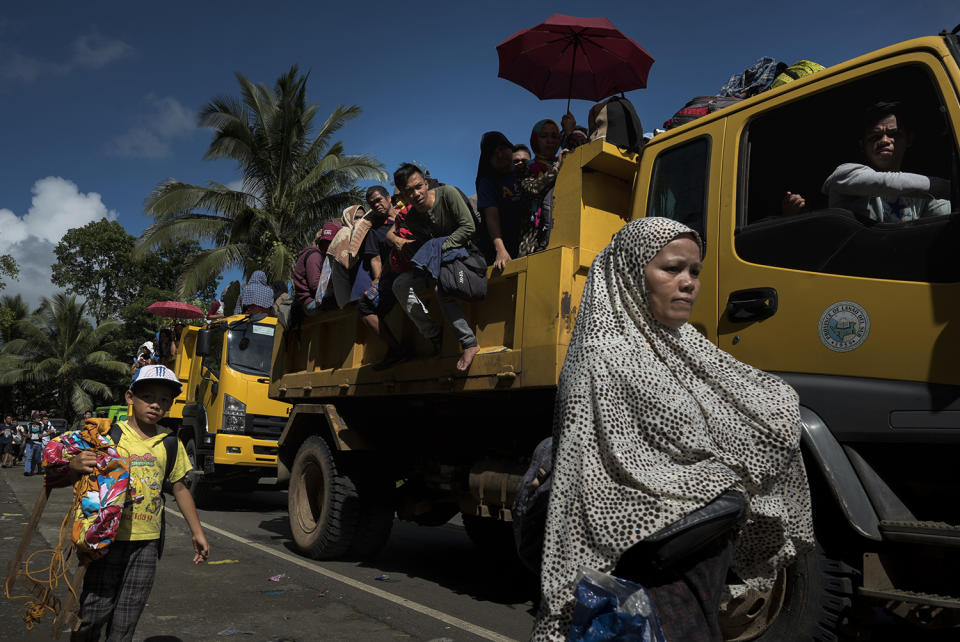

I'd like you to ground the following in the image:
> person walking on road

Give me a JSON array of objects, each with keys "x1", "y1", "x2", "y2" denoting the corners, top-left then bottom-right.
[
  {"x1": 1, "y1": 415, "x2": 16, "y2": 467},
  {"x1": 23, "y1": 416, "x2": 42, "y2": 475},
  {"x1": 62, "y1": 365, "x2": 210, "y2": 641}
]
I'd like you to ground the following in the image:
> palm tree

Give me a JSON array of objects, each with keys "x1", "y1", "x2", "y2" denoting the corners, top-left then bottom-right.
[
  {"x1": 0, "y1": 294, "x2": 130, "y2": 417},
  {"x1": 0, "y1": 293, "x2": 29, "y2": 346},
  {"x1": 138, "y1": 65, "x2": 387, "y2": 297}
]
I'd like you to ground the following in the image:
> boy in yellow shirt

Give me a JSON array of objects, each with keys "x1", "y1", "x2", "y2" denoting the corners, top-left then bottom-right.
[{"x1": 68, "y1": 365, "x2": 209, "y2": 641}]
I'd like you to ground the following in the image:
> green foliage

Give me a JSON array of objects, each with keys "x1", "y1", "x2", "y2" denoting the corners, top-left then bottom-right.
[
  {"x1": 139, "y1": 65, "x2": 387, "y2": 296},
  {"x1": 0, "y1": 293, "x2": 130, "y2": 418},
  {"x1": 0, "y1": 254, "x2": 18, "y2": 291},
  {"x1": 0, "y1": 294, "x2": 29, "y2": 346},
  {"x1": 52, "y1": 218, "x2": 218, "y2": 323}
]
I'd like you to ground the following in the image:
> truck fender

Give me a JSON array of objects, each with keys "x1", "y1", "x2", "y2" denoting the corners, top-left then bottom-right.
[
  {"x1": 799, "y1": 406, "x2": 881, "y2": 541},
  {"x1": 276, "y1": 404, "x2": 368, "y2": 485},
  {"x1": 181, "y1": 403, "x2": 214, "y2": 455}
]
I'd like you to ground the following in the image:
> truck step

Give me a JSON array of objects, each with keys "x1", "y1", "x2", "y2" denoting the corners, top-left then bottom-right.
[
  {"x1": 858, "y1": 586, "x2": 960, "y2": 609},
  {"x1": 879, "y1": 520, "x2": 960, "y2": 547}
]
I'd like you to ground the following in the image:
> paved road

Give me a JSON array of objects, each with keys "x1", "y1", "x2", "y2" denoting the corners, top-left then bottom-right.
[{"x1": 0, "y1": 466, "x2": 536, "y2": 642}]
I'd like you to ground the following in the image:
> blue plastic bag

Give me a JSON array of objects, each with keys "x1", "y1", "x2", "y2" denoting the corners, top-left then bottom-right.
[{"x1": 568, "y1": 568, "x2": 666, "y2": 642}]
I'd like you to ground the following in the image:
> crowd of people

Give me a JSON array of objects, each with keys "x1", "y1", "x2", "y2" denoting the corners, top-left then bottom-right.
[
  {"x1": 282, "y1": 112, "x2": 594, "y2": 371},
  {"x1": 1, "y1": 411, "x2": 66, "y2": 474},
  {"x1": 132, "y1": 323, "x2": 185, "y2": 372}
]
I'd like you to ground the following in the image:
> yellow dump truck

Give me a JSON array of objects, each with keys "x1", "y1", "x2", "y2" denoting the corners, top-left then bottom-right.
[
  {"x1": 166, "y1": 313, "x2": 290, "y2": 503},
  {"x1": 270, "y1": 31, "x2": 960, "y2": 639}
]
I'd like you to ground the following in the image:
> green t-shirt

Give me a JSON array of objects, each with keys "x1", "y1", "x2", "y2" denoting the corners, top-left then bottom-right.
[{"x1": 404, "y1": 185, "x2": 476, "y2": 251}]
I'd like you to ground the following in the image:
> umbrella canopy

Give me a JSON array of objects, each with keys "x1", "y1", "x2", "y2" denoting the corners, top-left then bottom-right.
[
  {"x1": 146, "y1": 301, "x2": 204, "y2": 319},
  {"x1": 497, "y1": 14, "x2": 654, "y2": 109}
]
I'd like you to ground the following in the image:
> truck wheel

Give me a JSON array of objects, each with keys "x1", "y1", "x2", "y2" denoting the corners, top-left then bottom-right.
[
  {"x1": 184, "y1": 438, "x2": 213, "y2": 508},
  {"x1": 721, "y1": 543, "x2": 860, "y2": 642},
  {"x1": 346, "y1": 473, "x2": 394, "y2": 560},
  {"x1": 462, "y1": 513, "x2": 518, "y2": 559},
  {"x1": 288, "y1": 436, "x2": 359, "y2": 559}
]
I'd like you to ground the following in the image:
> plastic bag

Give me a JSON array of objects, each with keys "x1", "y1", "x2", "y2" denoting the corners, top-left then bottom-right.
[{"x1": 568, "y1": 567, "x2": 666, "y2": 642}]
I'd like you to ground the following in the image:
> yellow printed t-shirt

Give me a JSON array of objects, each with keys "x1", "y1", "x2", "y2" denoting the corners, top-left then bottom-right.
[{"x1": 114, "y1": 420, "x2": 191, "y2": 541}]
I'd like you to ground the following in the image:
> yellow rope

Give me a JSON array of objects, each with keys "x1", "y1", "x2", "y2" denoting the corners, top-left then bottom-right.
[
  {"x1": 5, "y1": 438, "x2": 132, "y2": 630},
  {"x1": 4, "y1": 481, "x2": 84, "y2": 630}
]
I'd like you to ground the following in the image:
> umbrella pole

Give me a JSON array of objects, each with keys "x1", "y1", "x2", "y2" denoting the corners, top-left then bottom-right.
[{"x1": 566, "y1": 37, "x2": 579, "y2": 115}]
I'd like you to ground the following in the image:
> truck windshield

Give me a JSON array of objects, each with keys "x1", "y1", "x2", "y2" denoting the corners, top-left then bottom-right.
[{"x1": 226, "y1": 322, "x2": 275, "y2": 377}]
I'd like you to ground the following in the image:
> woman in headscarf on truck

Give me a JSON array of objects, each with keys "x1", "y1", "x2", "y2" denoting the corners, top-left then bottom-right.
[{"x1": 532, "y1": 217, "x2": 814, "y2": 641}]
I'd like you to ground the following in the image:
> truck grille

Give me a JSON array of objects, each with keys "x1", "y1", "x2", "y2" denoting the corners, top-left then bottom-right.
[{"x1": 244, "y1": 414, "x2": 286, "y2": 440}]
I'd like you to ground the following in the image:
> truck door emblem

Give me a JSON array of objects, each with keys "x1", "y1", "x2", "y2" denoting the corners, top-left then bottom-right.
[{"x1": 818, "y1": 301, "x2": 870, "y2": 352}]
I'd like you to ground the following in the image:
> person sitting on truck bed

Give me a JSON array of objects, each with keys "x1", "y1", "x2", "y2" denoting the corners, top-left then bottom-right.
[
  {"x1": 782, "y1": 101, "x2": 952, "y2": 220},
  {"x1": 359, "y1": 185, "x2": 404, "y2": 369},
  {"x1": 293, "y1": 220, "x2": 341, "y2": 315},
  {"x1": 236, "y1": 270, "x2": 275, "y2": 315},
  {"x1": 534, "y1": 217, "x2": 814, "y2": 642},
  {"x1": 389, "y1": 163, "x2": 480, "y2": 372},
  {"x1": 476, "y1": 131, "x2": 527, "y2": 272}
]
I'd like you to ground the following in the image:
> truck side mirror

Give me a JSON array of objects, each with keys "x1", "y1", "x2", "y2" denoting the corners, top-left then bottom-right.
[{"x1": 196, "y1": 329, "x2": 211, "y2": 357}]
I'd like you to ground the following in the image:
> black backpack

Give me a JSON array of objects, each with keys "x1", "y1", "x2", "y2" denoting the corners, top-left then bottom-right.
[
  {"x1": 589, "y1": 96, "x2": 644, "y2": 155},
  {"x1": 438, "y1": 245, "x2": 488, "y2": 301},
  {"x1": 663, "y1": 95, "x2": 742, "y2": 130}
]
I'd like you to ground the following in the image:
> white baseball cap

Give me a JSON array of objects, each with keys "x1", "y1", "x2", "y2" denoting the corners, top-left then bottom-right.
[{"x1": 130, "y1": 365, "x2": 183, "y2": 396}]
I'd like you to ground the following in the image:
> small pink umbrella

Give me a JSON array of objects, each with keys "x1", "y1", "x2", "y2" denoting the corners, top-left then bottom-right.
[{"x1": 146, "y1": 301, "x2": 204, "y2": 319}]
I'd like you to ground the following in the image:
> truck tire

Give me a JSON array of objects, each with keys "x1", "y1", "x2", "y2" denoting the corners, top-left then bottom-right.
[
  {"x1": 346, "y1": 475, "x2": 394, "y2": 560},
  {"x1": 184, "y1": 438, "x2": 213, "y2": 508},
  {"x1": 721, "y1": 542, "x2": 860, "y2": 642},
  {"x1": 288, "y1": 436, "x2": 359, "y2": 559}
]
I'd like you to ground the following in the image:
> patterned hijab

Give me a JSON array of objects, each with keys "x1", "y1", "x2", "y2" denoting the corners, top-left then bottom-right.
[{"x1": 533, "y1": 217, "x2": 814, "y2": 641}]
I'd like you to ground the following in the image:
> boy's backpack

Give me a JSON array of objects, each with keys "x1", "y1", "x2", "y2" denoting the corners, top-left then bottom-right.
[
  {"x1": 770, "y1": 60, "x2": 825, "y2": 89},
  {"x1": 588, "y1": 96, "x2": 644, "y2": 155},
  {"x1": 663, "y1": 95, "x2": 742, "y2": 130},
  {"x1": 109, "y1": 422, "x2": 178, "y2": 558},
  {"x1": 512, "y1": 437, "x2": 554, "y2": 574}
]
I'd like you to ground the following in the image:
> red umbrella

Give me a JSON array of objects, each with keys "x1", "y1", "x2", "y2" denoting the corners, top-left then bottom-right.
[
  {"x1": 497, "y1": 14, "x2": 654, "y2": 111},
  {"x1": 147, "y1": 301, "x2": 204, "y2": 319}
]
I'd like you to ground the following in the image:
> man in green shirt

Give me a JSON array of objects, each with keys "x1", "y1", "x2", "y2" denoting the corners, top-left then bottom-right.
[{"x1": 389, "y1": 163, "x2": 479, "y2": 371}]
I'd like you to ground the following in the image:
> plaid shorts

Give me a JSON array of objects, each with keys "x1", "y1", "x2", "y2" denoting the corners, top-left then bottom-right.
[{"x1": 72, "y1": 539, "x2": 158, "y2": 642}]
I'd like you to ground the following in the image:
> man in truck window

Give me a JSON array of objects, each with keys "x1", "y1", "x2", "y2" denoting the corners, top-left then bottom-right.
[
  {"x1": 389, "y1": 163, "x2": 480, "y2": 372},
  {"x1": 783, "y1": 101, "x2": 952, "y2": 220}
]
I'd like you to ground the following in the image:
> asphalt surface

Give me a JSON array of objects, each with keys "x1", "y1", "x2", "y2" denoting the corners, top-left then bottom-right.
[{"x1": 0, "y1": 465, "x2": 537, "y2": 642}]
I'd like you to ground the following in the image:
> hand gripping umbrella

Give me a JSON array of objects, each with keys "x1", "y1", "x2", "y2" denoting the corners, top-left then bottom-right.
[
  {"x1": 496, "y1": 14, "x2": 655, "y2": 112},
  {"x1": 146, "y1": 301, "x2": 204, "y2": 319}
]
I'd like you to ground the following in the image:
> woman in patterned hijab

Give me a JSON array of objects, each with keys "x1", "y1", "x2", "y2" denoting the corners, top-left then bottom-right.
[{"x1": 533, "y1": 217, "x2": 814, "y2": 641}]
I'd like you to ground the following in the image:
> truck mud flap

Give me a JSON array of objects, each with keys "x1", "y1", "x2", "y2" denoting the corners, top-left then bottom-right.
[{"x1": 799, "y1": 406, "x2": 881, "y2": 541}]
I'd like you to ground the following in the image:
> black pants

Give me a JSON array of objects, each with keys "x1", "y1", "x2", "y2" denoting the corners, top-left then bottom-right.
[{"x1": 613, "y1": 535, "x2": 734, "y2": 642}]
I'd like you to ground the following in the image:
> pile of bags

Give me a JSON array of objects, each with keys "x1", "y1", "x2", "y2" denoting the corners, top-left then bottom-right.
[{"x1": 663, "y1": 58, "x2": 825, "y2": 130}]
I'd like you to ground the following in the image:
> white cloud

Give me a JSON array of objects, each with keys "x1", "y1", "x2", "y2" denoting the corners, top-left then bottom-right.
[
  {"x1": 107, "y1": 94, "x2": 197, "y2": 158},
  {"x1": 1, "y1": 33, "x2": 132, "y2": 82},
  {"x1": 0, "y1": 177, "x2": 118, "y2": 308}
]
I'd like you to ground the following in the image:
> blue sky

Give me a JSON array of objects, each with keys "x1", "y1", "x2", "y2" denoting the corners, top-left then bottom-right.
[{"x1": 0, "y1": 0, "x2": 955, "y2": 307}]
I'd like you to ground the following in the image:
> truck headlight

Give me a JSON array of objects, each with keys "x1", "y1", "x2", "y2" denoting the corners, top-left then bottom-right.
[{"x1": 221, "y1": 394, "x2": 246, "y2": 433}]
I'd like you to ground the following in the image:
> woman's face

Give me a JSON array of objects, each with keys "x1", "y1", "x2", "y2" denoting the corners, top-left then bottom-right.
[
  {"x1": 536, "y1": 123, "x2": 561, "y2": 158},
  {"x1": 643, "y1": 236, "x2": 702, "y2": 328}
]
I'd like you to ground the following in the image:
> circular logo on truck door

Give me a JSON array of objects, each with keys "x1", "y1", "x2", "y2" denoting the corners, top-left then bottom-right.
[{"x1": 818, "y1": 301, "x2": 870, "y2": 352}]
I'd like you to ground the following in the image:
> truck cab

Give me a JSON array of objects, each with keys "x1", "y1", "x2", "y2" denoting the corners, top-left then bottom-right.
[
  {"x1": 168, "y1": 313, "x2": 291, "y2": 500},
  {"x1": 270, "y1": 32, "x2": 960, "y2": 639}
]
